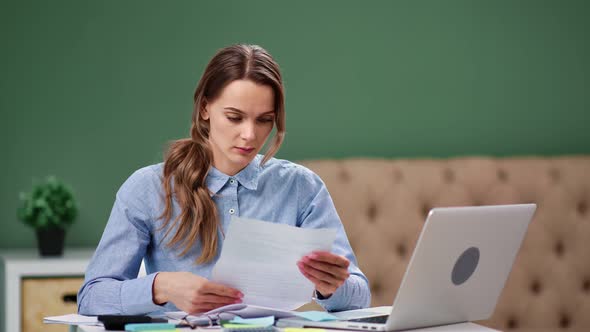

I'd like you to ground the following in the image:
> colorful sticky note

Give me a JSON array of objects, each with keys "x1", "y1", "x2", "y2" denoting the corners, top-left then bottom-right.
[
  {"x1": 222, "y1": 323, "x2": 266, "y2": 328},
  {"x1": 293, "y1": 311, "x2": 339, "y2": 322},
  {"x1": 125, "y1": 322, "x2": 176, "y2": 331},
  {"x1": 284, "y1": 328, "x2": 326, "y2": 332},
  {"x1": 228, "y1": 316, "x2": 275, "y2": 327}
]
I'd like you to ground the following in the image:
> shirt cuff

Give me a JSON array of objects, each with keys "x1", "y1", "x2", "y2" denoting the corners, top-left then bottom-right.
[
  {"x1": 120, "y1": 272, "x2": 167, "y2": 314},
  {"x1": 313, "y1": 275, "x2": 371, "y2": 312},
  {"x1": 313, "y1": 281, "x2": 347, "y2": 311},
  {"x1": 314, "y1": 290, "x2": 333, "y2": 300}
]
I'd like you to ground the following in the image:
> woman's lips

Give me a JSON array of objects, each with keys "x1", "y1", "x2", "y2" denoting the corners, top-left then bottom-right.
[{"x1": 235, "y1": 147, "x2": 255, "y2": 154}]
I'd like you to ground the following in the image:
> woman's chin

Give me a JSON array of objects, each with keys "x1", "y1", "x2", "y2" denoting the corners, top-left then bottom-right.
[{"x1": 230, "y1": 154, "x2": 255, "y2": 168}]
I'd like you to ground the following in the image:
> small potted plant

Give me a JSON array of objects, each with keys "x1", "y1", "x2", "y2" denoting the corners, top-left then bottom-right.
[{"x1": 17, "y1": 176, "x2": 78, "y2": 256}]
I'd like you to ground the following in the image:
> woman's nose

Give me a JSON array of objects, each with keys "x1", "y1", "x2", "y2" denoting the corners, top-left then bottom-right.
[{"x1": 240, "y1": 122, "x2": 256, "y2": 140}]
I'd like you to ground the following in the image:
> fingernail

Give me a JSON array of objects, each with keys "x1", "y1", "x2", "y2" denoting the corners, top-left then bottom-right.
[{"x1": 309, "y1": 253, "x2": 318, "y2": 259}]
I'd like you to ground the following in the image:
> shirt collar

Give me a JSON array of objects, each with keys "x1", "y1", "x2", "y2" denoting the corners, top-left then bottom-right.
[{"x1": 206, "y1": 155, "x2": 262, "y2": 196}]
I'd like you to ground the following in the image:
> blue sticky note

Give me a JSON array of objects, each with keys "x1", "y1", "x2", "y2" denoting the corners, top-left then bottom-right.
[
  {"x1": 228, "y1": 316, "x2": 275, "y2": 327},
  {"x1": 293, "y1": 311, "x2": 339, "y2": 322},
  {"x1": 125, "y1": 323, "x2": 176, "y2": 331}
]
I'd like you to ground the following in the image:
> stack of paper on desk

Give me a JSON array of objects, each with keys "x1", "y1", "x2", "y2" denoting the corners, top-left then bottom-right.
[
  {"x1": 211, "y1": 216, "x2": 337, "y2": 310},
  {"x1": 166, "y1": 303, "x2": 296, "y2": 323},
  {"x1": 43, "y1": 314, "x2": 101, "y2": 326},
  {"x1": 166, "y1": 304, "x2": 339, "y2": 324}
]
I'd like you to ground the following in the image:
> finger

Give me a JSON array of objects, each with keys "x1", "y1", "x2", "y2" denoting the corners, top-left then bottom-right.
[
  {"x1": 189, "y1": 300, "x2": 236, "y2": 314},
  {"x1": 299, "y1": 267, "x2": 335, "y2": 294},
  {"x1": 301, "y1": 257, "x2": 350, "y2": 280},
  {"x1": 307, "y1": 251, "x2": 350, "y2": 268},
  {"x1": 298, "y1": 260, "x2": 342, "y2": 285},
  {"x1": 191, "y1": 294, "x2": 242, "y2": 305},
  {"x1": 201, "y1": 282, "x2": 243, "y2": 298}
]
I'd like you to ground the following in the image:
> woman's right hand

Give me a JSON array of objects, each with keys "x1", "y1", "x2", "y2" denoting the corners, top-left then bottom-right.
[{"x1": 152, "y1": 271, "x2": 243, "y2": 314}]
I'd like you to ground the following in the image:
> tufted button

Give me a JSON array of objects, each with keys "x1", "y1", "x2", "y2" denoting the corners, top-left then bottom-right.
[
  {"x1": 339, "y1": 168, "x2": 350, "y2": 182},
  {"x1": 443, "y1": 168, "x2": 455, "y2": 183},
  {"x1": 583, "y1": 278, "x2": 590, "y2": 293},
  {"x1": 497, "y1": 169, "x2": 509, "y2": 182},
  {"x1": 396, "y1": 244, "x2": 407, "y2": 258},
  {"x1": 554, "y1": 241, "x2": 565, "y2": 257},
  {"x1": 371, "y1": 281, "x2": 382, "y2": 294},
  {"x1": 392, "y1": 169, "x2": 403, "y2": 183},
  {"x1": 559, "y1": 314, "x2": 571, "y2": 329},
  {"x1": 549, "y1": 168, "x2": 561, "y2": 182},
  {"x1": 578, "y1": 201, "x2": 587, "y2": 216},
  {"x1": 367, "y1": 203, "x2": 378, "y2": 222},
  {"x1": 530, "y1": 279, "x2": 542, "y2": 295},
  {"x1": 506, "y1": 317, "x2": 519, "y2": 330}
]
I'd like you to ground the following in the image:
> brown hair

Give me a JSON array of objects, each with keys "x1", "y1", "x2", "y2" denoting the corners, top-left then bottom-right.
[{"x1": 160, "y1": 44, "x2": 285, "y2": 264}]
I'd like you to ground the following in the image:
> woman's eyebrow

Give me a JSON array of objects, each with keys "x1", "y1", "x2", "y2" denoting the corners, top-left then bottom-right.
[
  {"x1": 223, "y1": 107, "x2": 245, "y2": 114},
  {"x1": 223, "y1": 107, "x2": 275, "y2": 116}
]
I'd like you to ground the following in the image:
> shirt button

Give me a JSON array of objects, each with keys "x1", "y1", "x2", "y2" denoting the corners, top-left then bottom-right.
[
  {"x1": 229, "y1": 179, "x2": 236, "y2": 185},
  {"x1": 229, "y1": 208, "x2": 235, "y2": 215}
]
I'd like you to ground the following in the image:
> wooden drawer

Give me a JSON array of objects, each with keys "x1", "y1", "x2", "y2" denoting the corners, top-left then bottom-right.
[{"x1": 21, "y1": 277, "x2": 84, "y2": 332}]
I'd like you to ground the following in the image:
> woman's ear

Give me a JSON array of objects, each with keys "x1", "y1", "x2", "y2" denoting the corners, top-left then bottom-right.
[{"x1": 200, "y1": 101, "x2": 210, "y2": 121}]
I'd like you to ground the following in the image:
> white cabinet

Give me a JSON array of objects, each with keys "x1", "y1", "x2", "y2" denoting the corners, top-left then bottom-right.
[{"x1": 0, "y1": 249, "x2": 94, "y2": 332}]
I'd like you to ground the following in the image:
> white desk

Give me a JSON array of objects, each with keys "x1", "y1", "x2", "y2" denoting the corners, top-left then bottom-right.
[{"x1": 75, "y1": 322, "x2": 500, "y2": 332}]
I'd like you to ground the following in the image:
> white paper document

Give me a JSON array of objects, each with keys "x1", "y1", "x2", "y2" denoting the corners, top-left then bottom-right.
[
  {"x1": 166, "y1": 303, "x2": 297, "y2": 324},
  {"x1": 211, "y1": 216, "x2": 337, "y2": 310},
  {"x1": 43, "y1": 313, "x2": 100, "y2": 326}
]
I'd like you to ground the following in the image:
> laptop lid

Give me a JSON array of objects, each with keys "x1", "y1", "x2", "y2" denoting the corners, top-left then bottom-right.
[
  {"x1": 277, "y1": 204, "x2": 536, "y2": 331},
  {"x1": 385, "y1": 204, "x2": 535, "y2": 330}
]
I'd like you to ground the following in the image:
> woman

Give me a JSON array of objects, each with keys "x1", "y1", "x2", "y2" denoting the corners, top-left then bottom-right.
[{"x1": 78, "y1": 44, "x2": 370, "y2": 315}]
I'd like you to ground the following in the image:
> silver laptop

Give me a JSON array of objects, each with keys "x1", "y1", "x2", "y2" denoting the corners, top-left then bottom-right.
[{"x1": 277, "y1": 204, "x2": 536, "y2": 331}]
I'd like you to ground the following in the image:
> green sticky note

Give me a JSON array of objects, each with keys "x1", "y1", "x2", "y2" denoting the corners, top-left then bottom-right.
[{"x1": 223, "y1": 323, "x2": 266, "y2": 328}]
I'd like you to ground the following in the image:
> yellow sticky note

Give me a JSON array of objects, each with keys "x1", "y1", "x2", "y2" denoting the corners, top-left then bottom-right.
[
  {"x1": 284, "y1": 328, "x2": 326, "y2": 332},
  {"x1": 223, "y1": 324, "x2": 265, "y2": 328}
]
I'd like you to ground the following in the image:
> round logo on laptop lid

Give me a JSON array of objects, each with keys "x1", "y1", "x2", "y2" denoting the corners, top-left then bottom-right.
[{"x1": 452, "y1": 247, "x2": 480, "y2": 285}]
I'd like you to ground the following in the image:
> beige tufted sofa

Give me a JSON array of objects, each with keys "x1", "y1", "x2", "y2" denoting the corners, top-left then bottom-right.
[{"x1": 299, "y1": 156, "x2": 590, "y2": 332}]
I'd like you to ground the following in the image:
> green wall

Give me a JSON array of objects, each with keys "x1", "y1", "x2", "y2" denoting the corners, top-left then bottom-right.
[{"x1": 1, "y1": 0, "x2": 589, "y2": 249}]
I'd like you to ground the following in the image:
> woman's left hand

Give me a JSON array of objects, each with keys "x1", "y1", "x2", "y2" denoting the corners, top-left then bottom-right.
[{"x1": 297, "y1": 251, "x2": 350, "y2": 298}]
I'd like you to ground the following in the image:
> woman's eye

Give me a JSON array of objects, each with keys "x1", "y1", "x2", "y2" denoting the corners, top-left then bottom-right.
[
  {"x1": 227, "y1": 117, "x2": 241, "y2": 122},
  {"x1": 258, "y1": 117, "x2": 274, "y2": 123}
]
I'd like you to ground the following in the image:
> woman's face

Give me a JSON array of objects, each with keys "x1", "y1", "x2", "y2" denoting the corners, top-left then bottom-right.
[{"x1": 202, "y1": 79, "x2": 275, "y2": 176}]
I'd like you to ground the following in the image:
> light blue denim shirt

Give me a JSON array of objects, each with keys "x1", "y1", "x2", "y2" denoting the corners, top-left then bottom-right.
[{"x1": 78, "y1": 155, "x2": 371, "y2": 315}]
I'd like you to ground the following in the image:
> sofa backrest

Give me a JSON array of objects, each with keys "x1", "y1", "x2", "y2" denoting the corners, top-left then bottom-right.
[{"x1": 301, "y1": 156, "x2": 590, "y2": 331}]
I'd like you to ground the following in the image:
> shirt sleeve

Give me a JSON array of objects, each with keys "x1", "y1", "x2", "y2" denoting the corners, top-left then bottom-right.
[
  {"x1": 297, "y1": 169, "x2": 371, "y2": 311},
  {"x1": 77, "y1": 168, "x2": 166, "y2": 315}
]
